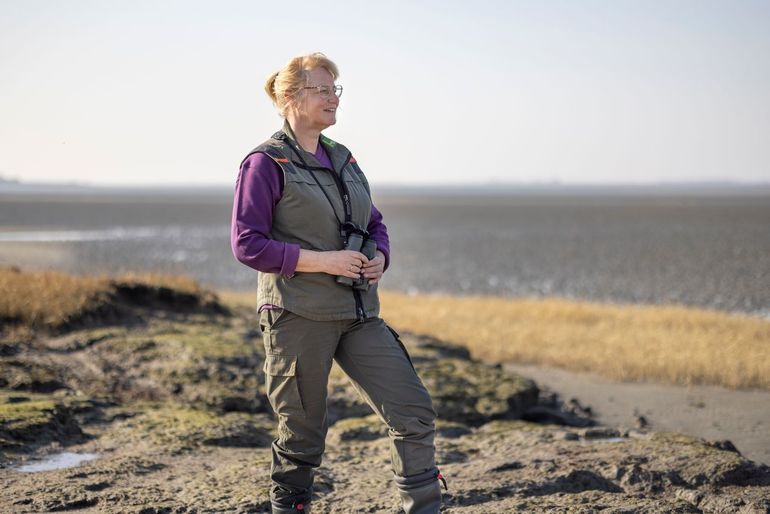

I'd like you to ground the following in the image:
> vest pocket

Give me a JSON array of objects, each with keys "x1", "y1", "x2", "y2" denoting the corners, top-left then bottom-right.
[{"x1": 263, "y1": 354, "x2": 305, "y2": 417}]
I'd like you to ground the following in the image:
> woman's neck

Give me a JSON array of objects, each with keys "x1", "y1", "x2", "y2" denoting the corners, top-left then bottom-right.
[{"x1": 286, "y1": 117, "x2": 320, "y2": 154}]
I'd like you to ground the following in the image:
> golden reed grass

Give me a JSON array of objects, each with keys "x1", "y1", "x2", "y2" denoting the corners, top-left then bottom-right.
[
  {"x1": 0, "y1": 267, "x2": 203, "y2": 328},
  {"x1": 0, "y1": 267, "x2": 110, "y2": 327},
  {"x1": 379, "y1": 291, "x2": 770, "y2": 390}
]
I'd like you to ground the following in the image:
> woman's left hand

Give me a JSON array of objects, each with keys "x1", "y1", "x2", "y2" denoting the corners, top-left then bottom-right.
[{"x1": 362, "y1": 250, "x2": 386, "y2": 284}]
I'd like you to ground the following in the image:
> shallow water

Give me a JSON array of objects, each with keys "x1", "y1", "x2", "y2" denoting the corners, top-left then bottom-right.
[
  {"x1": 1, "y1": 188, "x2": 768, "y2": 315},
  {"x1": 15, "y1": 452, "x2": 99, "y2": 473},
  {"x1": 585, "y1": 437, "x2": 627, "y2": 444}
]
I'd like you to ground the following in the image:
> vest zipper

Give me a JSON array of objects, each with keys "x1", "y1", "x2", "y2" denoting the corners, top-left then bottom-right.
[
  {"x1": 354, "y1": 289, "x2": 366, "y2": 322},
  {"x1": 330, "y1": 154, "x2": 366, "y2": 321}
]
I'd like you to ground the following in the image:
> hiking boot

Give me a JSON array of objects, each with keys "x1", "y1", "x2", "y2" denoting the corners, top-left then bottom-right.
[
  {"x1": 271, "y1": 501, "x2": 310, "y2": 513},
  {"x1": 394, "y1": 467, "x2": 446, "y2": 514}
]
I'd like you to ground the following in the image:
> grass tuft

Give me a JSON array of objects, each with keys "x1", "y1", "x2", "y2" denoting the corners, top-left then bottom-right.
[
  {"x1": 0, "y1": 266, "x2": 111, "y2": 328},
  {"x1": 0, "y1": 267, "x2": 223, "y2": 333}
]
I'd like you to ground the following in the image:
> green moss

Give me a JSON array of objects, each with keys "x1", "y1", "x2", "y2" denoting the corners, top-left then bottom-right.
[
  {"x1": 0, "y1": 390, "x2": 93, "y2": 450},
  {"x1": 112, "y1": 404, "x2": 274, "y2": 451},
  {"x1": 647, "y1": 431, "x2": 743, "y2": 461},
  {"x1": 415, "y1": 356, "x2": 538, "y2": 425},
  {"x1": 0, "y1": 398, "x2": 57, "y2": 429},
  {"x1": 151, "y1": 325, "x2": 257, "y2": 359}
]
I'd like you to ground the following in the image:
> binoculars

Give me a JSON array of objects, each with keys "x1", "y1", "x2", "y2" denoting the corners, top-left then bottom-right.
[{"x1": 336, "y1": 222, "x2": 377, "y2": 291}]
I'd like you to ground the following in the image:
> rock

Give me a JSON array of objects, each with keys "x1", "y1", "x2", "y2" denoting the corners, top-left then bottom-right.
[
  {"x1": 522, "y1": 387, "x2": 595, "y2": 427},
  {"x1": 708, "y1": 439, "x2": 740, "y2": 454},
  {"x1": 522, "y1": 405, "x2": 594, "y2": 427},
  {"x1": 581, "y1": 427, "x2": 622, "y2": 439}
]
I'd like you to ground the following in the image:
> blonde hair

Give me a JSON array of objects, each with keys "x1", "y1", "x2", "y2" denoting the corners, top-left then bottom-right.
[{"x1": 264, "y1": 52, "x2": 339, "y2": 117}]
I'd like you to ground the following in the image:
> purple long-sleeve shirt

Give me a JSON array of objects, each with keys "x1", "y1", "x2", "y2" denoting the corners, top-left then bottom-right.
[{"x1": 231, "y1": 143, "x2": 390, "y2": 277}]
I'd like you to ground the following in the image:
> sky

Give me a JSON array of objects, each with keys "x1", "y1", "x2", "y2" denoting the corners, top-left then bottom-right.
[{"x1": 1, "y1": 0, "x2": 769, "y2": 187}]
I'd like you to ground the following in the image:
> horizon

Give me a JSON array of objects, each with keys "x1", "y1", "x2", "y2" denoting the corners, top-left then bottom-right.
[{"x1": 3, "y1": 174, "x2": 770, "y2": 193}]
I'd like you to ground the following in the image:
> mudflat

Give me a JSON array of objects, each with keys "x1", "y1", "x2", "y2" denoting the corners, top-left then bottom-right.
[
  {"x1": 2, "y1": 190, "x2": 769, "y2": 315},
  {"x1": 1, "y1": 271, "x2": 768, "y2": 512},
  {"x1": 505, "y1": 362, "x2": 770, "y2": 466}
]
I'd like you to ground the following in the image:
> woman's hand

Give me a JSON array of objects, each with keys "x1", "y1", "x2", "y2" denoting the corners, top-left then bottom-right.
[
  {"x1": 296, "y1": 249, "x2": 368, "y2": 279},
  {"x1": 362, "y1": 250, "x2": 386, "y2": 284},
  {"x1": 324, "y1": 250, "x2": 369, "y2": 279}
]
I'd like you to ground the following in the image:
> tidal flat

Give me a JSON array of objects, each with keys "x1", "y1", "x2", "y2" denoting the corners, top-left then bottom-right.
[{"x1": 2, "y1": 188, "x2": 768, "y2": 316}]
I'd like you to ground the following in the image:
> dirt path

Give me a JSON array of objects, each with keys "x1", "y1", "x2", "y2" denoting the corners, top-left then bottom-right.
[{"x1": 505, "y1": 362, "x2": 770, "y2": 465}]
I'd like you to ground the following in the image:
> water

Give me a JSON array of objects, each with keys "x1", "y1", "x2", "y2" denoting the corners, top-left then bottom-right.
[
  {"x1": 1, "y1": 186, "x2": 769, "y2": 316},
  {"x1": 584, "y1": 437, "x2": 627, "y2": 444},
  {"x1": 15, "y1": 452, "x2": 99, "y2": 473}
]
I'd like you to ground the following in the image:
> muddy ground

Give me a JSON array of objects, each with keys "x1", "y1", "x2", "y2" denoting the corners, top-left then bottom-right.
[{"x1": 1, "y1": 288, "x2": 768, "y2": 513}]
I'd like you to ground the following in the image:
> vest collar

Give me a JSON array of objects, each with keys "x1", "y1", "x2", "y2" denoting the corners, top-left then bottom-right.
[{"x1": 273, "y1": 120, "x2": 351, "y2": 173}]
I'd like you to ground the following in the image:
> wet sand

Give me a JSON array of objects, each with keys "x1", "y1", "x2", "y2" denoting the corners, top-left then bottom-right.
[{"x1": 505, "y1": 362, "x2": 770, "y2": 466}]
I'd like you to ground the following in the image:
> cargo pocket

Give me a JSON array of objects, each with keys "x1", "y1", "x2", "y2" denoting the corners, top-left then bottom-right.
[
  {"x1": 263, "y1": 354, "x2": 305, "y2": 417},
  {"x1": 385, "y1": 324, "x2": 416, "y2": 373}
]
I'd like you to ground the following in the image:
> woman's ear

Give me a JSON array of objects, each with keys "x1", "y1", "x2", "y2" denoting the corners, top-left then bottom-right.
[{"x1": 284, "y1": 91, "x2": 300, "y2": 113}]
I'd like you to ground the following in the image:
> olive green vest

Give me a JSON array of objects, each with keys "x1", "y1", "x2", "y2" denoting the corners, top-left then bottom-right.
[{"x1": 243, "y1": 124, "x2": 380, "y2": 321}]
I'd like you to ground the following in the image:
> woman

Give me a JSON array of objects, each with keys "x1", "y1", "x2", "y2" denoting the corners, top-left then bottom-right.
[{"x1": 231, "y1": 53, "x2": 444, "y2": 514}]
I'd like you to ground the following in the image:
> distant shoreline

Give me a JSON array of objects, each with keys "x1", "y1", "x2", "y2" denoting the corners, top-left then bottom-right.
[{"x1": 3, "y1": 180, "x2": 770, "y2": 197}]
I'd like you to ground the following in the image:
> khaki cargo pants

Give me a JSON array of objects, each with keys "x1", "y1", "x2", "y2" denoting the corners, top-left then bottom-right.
[{"x1": 260, "y1": 308, "x2": 437, "y2": 507}]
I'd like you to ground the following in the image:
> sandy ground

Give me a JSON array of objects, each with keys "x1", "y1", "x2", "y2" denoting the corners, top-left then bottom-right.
[{"x1": 505, "y1": 362, "x2": 770, "y2": 466}]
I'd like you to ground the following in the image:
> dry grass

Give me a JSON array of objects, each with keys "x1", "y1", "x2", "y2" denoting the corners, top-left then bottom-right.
[
  {"x1": 0, "y1": 267, "x2": 209, "y2": 330},
  {"x1": 115, "y1": 272, "x2": 204, "y2": 295},
  {"x1": 379, "y1": 291, "x2": 770, "y2": 390},
  {"x1": 0, "y1": 266, "x2": 112, "y2": 328}
]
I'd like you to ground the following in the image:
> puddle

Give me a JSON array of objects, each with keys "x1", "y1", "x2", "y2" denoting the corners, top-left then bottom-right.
[
  {"x1": 586, "y1": 437, "x2": 626, "y2": 443},
  {"x1": 15, "y1": 452, "x2": 99, "y2": 473}
]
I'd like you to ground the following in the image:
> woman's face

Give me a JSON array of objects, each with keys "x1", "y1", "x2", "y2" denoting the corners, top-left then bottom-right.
[{"x1": 291, "y1": 67, "x2": 339, "y2": 131}]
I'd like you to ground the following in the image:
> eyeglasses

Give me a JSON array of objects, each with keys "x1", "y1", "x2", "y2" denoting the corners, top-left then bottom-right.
[{"x1": 302, "y1": 84, "x2": 343, "y2": 99}]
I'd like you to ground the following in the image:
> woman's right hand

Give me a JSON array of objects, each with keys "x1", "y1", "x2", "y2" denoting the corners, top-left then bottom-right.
[{"x1": 322, "y1": 250, "x2": 369, "y2": 279}]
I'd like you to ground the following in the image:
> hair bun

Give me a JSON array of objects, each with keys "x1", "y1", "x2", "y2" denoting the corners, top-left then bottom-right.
[{"x1": 264, "y1": 71, "x2": 280, "y2": 102}]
